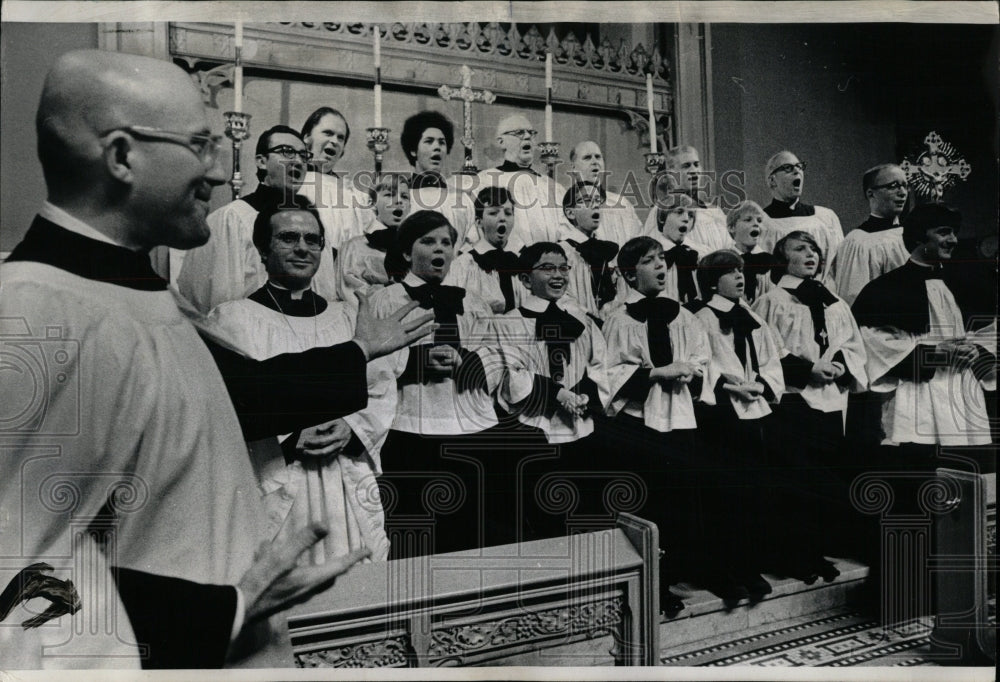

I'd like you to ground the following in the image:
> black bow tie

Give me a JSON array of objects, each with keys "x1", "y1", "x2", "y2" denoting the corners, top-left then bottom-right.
[
  {"x1": 663, "y1": 244, "x2": 700, "y2": 302},
  {"x1": 742, "y1": 252, "x2": 778, "y2": 301},
  {"x1": 567, "y1": 238, "x2": 619, "y2": 306},
  {"x1": 365, "y1": 228, "x2": 395, "y2": 253},
  {"x1": 626, "y1": 297, "x2": 680, "y2": 368},
  {"x1": 713, "y1": 302, "x2": 761, "y2": 371},
  {"x1": 471, "y1": 248, "x2": 519, "y2": 312},
  {"x1": 411, "y1": 172, "x2": 449, "y2": 190},
  {"x1": 662, "y1": 243, "x2": 698, "y2": 269},
  {"x1": 403, "y1": 282, "x2": 466, "y2": 347},
  {"x1": 785, "y1": 279, "x2": 836, "y2": 354},
  {"x1": 520, "y1": 301, "x2": 585, "y2": 383}
]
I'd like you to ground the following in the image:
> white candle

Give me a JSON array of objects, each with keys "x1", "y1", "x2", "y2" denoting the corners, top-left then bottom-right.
[
  {"x1": 646, "y1": 72, "x2": 656, "y2": 154},
  {"x1": 545, "y1": 52, "x2": 553, "y2": 141},
  {"x1": 233, "y1": 20, "x2": 243, "y2": 113},
  {"x1": 373, "y1": 25, "x2": 382, "y2": 127}
]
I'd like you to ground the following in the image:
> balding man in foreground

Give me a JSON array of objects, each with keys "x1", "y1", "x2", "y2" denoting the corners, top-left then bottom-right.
[
  {"x1": 0, "y1": 50, "x2": 432, "y2": 669},
  {"x1": 567, "y1": 140, "x2": 642, "y2": 247}
]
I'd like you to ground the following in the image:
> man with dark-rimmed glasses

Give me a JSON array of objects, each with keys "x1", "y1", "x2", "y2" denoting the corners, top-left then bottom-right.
[{"x1": 177, "y1": 125, "x2": 332, "y2": 313}]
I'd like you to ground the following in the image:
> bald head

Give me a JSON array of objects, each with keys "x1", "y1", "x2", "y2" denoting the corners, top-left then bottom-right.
[{"x1": 37, "y1": 50, "x2": 205, "y2": 195}]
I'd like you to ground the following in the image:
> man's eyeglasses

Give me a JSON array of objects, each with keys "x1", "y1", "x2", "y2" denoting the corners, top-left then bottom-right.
[
  {"x1": 101, "y1": 125, "x2": 222, "y2": 168},
  {"x1": 273, "y1": 231, "x2": 325, "y2": 250},
  {"x1": 770, "y1": 162, "x2": 806, "y2": 175},
  {"x1": 872, "y1": 181, "x2": 908, "y2": 192},
  {"x1": 265, "y1": 145, "x2": 313, "y2": 162},
  {"x1": 533, "y1": 263, "x2": 572, "y2": 274},
  {"x1": 502, "y1": 129, "x2": 538, "y2": 140}
]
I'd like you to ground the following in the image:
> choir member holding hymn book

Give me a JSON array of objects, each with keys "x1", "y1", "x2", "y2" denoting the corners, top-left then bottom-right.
[
  {"x1": 336, "y1": 173, "x2": 410, "y2": 301},
  {"x1": 691, "y1": 250, "x2": 785, "y2": 605},
  {"x1": 752, "y1": 230, "x2": 868, "y2": 583},
  {"x1": 602, "y1": 236, "x2": 712, "y2": 617},
  {"x1": 445, "y1": 186, "x2": 521, "y2": 314},
  {"x1": 199, "y1": 201, "x2": 401, "y2": 566}
]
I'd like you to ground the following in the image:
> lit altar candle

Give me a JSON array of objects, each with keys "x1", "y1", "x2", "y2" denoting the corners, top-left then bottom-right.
[
  {"x1": 234, "y1": 20, "x2": 244, "y2": 113},
  {"x1": 544, "y1": 52, "x2": 553, "y2": 141},
  {"x1": 373, "y1": 25, "x2": 382, "y2": 128},
  {"x1": 646, "y1": 72, "x2": 656, "y2": 154}
]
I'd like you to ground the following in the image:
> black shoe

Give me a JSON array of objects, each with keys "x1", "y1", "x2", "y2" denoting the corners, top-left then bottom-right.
[
  {"x1": 706, "y1": 574, "x2": 749, "y2": 607},
  {"x1": 661, "y1": 589, "x2": 685, "y2": 618},
  {"x1": 741, "y1": 572, "x2": 773, "y2": 601},
  {"x1": 815, "y1": 558, "x2": 841, "y2": 583},
  {"x1": 784, "y1": 556, "x2": 820, "y2": 585}
]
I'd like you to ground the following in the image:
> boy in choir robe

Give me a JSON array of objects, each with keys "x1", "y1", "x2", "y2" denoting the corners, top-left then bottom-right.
[
  {"x1": 826, "y1": 163, "x2": 910, "y2": 304},
  {"x1": 445, "y1": 186, "x2": 521, "y2": 314},
  {"x1": 476, "y1": 113, "x2": 567, "y2": 252},
  {"x1": 369, "y1": 210, "x2": 509, "y2": 556},
  {"x1": 495, "y1": 242, "x2": 611, "y2": 541},
  {"x1": 558, "y1": 182, "x2": 627, "y2": 319},
  {"x1": 643, "y1": 146, "x2": 733, "y2": 252},
  {"x1": 726, "y1": 200, "x2": 778, "y2": 304},
  {"x1": 200, "y1": 203, "x2": 399, "y2": 565},
  {"x1": 177, "y1": 125, "x2": 317, "y2": 312},
  {"x1": 567, "y1": 140, "x2": 643, "y2": 246},
  {"x1": 602, "y1": 236, "x2": 712, "y2": 616},
  {"x1": 297, "y1": 106, "x2": 375, "y2": 253},
  {"x1": 400, "y1": 110, "x2": 477, "y2": 248},
  {"x1": 752, "y1": 230, "x2": 869, "y2": 581},
  {"x1": 851, "y1": 204, "x2": 995, "y2": 621},
  {"x1": 336, "y1": 173, "x2": 410, "y2": 301},
  {"x1": 692, "y1": 250, "x2": 786, "y2": 604},
  {"x1": 759, "y1": 150, "x2": 844, "y2": 272},
  {"x1": 642, "y1": 192, "x2": 709, "y2": 306}
]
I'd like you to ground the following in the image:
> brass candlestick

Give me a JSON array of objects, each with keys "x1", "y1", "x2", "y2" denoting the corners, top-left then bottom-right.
[
  {"x1": 539, "y1": 141, "x2": 561, "y2": 180},
  {"x1": 224, "y1": 111, "x2": 252, "y2": 200},
  {"x1": 366, "y1": 127, "x2": 391, "y2": 178}
]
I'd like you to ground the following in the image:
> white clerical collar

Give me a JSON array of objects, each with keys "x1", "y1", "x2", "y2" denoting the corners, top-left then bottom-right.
[
  {"x1": 366, "y1": 219, "x2": 390, "y2": 235},
  {"x1": 267, "y1": 280, "x2": 309, "y2": 300},
  {"x1": 777, "y1": 274, "x2": 806, "y2": 288},
  {"x1": 39, "y1": 202, "x2": 124, "y2": 247},
  {"x1": 624, "y1": 288, "x2": 672, "y2": 304},
  {"x1": 655, "y1": 232, "x2": 682, "y2": 248},
  {"x1": 870, "y1": 213, "x2": 901, "y2": 226},
  {"x1": 402, "y1": 272, "x2": 429, "y2": 287},
  {"x1": 707, "y1": 294, "x2": 739, "y2": 312},
  {"x1": 520, "y1": 292, "x2": 566, "y2": 313}
]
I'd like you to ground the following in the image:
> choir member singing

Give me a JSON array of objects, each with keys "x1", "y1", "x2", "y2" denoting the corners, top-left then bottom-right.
[{"x1": 726, "y1": 200, "x2": 778, "y2": 304}]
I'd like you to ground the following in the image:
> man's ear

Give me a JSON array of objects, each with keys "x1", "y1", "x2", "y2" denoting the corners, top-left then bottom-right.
[
  {"x1": 103, "y1": 131, "x2": 135, "y2": 184},
  {"x1": 255, "y1": 154, "x2": 268, "y2": 173}
]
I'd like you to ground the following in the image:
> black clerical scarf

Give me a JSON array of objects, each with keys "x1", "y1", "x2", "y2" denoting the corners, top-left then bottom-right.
[
  {"x1": 662, "y1": 243, "x2": 700, "y2": 303},
  {"x1": 249, "y1": 282, "x2": 329, "y2": 316},
  {"x1": 711, "y1": 301, "x2": 762, "y2": 373},
  {"x1": 785, "y1": 278, "x2": 837, "y2": 355},
  {"x1": 497, "y1": 160, "x2": 540, "y2": 176},
  {"x1": 470, "y1": 248, "x2": 519, "y2": 312},
  {"x1": 403, "y1": 281, "x2": 466, "y2": 348},
  {"x1": 566, "y1": 237, "x2": 619, "y2": 307},
  {"x1": 242, "y1": 184, "x2": 298, "y2": 212},
  {"x1": 7, "y1": 216, "x2": 168, "y2": 290},
  {"x1": 410, "y1": 171, "x2": 449, "y2": 190},
  {"x1": 764, "y1": 198, "x2": 816, "y2": 219},
  {"x1": 519, "y1": 302, "x2": 586, "y2": 384},
  {"x1": 625, "y1": 296, "x2": 680, "y2": 367},
  {"x1": 743, "y1": 251, "x2": 779, "y2": 301},
  {"x1": 855, "y1": 214, "x2": 900, "y2": 233}
]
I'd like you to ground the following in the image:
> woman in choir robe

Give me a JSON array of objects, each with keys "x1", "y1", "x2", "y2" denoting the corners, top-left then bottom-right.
[
  {"x1": 297, "y1": 106, "x2": 376, "y2": 253},
  {"x1": 369, "y1": 210, "x2": 507, "y2": 556},
  {"x1": 692, "y1": 250, "x2": 785, "y2": 604},
  {"x1": 445, "y1": 186, "x2": 521, "y2": 314},
  {"x1": 336, "y1": 173, "x2": 410, "y2": 301},
  {"x1": 401, "y1": 110, "x2": 477, "y2": 249},
  {"x1": 495, "y1": 242, "x2": 611, "y2": 541},
  {"x1": 602, "y1": 237, "x2": 712, "y2": 616},
  {"x1": 726, "y1": 200, "x2": 777, "y2": 304},
  {"x1": 199, "y1": 204, "x2": 397, "y2": 564},
  {"x1": 752, "y1": 231, "x2": 869, "y2": 582}
]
